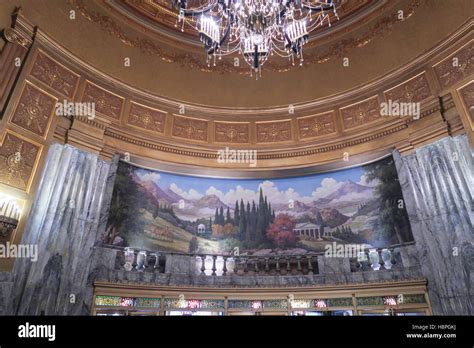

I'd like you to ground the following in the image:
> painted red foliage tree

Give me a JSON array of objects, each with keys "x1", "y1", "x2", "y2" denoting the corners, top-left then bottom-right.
[{"x1": 266, "y1": 213, "x2": 296, "y2": 248}]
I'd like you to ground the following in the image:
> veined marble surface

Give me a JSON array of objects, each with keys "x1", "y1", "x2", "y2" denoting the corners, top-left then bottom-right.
[
  {"x1": 394, "y1": 135, "x2": 474, "y2": 315},
  {"x1": 2, "y1": 136, "x2": 472, "y2": 315},
  {"x1": 8, "y1": 144, "x2": 112, "y2": 315}
]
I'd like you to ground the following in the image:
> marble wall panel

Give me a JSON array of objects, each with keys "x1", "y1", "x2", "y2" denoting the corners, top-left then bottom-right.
[{"x1": 393, "y1": 135, "x2": 474, "y2": 314}]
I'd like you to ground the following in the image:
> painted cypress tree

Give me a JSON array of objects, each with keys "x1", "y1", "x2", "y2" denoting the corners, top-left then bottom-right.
[
  {"x1": 265, "y1": 196, "x2": 272, "y2": 233},
  {"x1": 267, "y1": 202, "x2": 272, "y2": 226},
  {"x1": 239, "y1": 199, "x2": 246, "y2": 240},
  {"x1": 219, "y1": 206, "x2": 224, "y2": 225},
  {"x1": 214, "y1": 208, "x2": 219, "y2": 225},
  {"x1": 251, "y1": 201, "x2": 258, "y2": 242},
  {"x1": 226, "y1": 207, "x2": 232, "y2": 224},
  {"x1": 245, "y1": 202, "x2": 251, "y2": 242},
  {"x1": 256, "y1": 204, "x2": 265, "y2": 243},
  {"x1": 234, "y1": 200, "x2": 240, "y2": 227}
]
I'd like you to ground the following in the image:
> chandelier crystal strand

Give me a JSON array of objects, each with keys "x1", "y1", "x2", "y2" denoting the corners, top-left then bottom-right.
[{"x1": 174, "y1": 0, "x2": 340, "y2": 77}]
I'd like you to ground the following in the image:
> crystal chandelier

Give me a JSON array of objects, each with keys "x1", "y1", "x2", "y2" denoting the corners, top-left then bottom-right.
[{"x1": 173, "y1": 0, "x2": 340, "y2": 77}]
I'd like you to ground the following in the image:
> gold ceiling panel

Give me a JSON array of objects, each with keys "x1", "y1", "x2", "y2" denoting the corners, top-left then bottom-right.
[
  {"x1": 82, "y1": 82, "x2": 125, "y2": 121},
  {"x1": 9, "y1": 81, "x2": 57, "y2": 139},
  {"x1": 0, "y1": 130, "x2": 42, "y2": 193}
]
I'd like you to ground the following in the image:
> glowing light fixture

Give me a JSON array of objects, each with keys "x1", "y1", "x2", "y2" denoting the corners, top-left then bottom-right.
[{"x1": 173, "y1": 0, "x2": 340, "y2": 77}]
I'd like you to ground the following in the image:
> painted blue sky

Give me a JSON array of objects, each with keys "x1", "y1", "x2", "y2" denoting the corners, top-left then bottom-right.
[
  {"x1": 137, "y1": 166, "x2": 363, "y2": 194},
  {"x1": 134, "y1": 163, "x2": 378, "y2": 206}
]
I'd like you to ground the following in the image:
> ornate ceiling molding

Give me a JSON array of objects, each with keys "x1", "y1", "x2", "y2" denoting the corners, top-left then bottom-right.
[
  {"x1": 108, "y1": 0, "x2": 382, "y2": 46},
  {"x1": 27, "y1": 15, "x2": 473, "y2": 116},
  {"x1": 69, "y1": 0, "x2": 425, "y2": 74},
  {"x1": 3, "y1": 11, "x2": 470, "y2": 169}
]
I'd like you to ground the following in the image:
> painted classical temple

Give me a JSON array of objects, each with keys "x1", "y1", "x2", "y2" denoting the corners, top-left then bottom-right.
[{"x1": 0, "y1": 0, "x2": 472, "y2": 320}]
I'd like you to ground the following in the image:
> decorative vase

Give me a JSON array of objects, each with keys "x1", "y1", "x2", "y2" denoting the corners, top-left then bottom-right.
[
  {"x1": 123, "y1": 247, "x2": 134, "y2": 271},
  {"x1": 368, "y1": 249, "x2": 381, "y2": 271},
  {"x1": 136, "y1": 251, "x2": 147, "y2": 272},
  {"x1": 357, "y1": 251, "x2": 369, "y2": 271},
  {"x1": 381, "y1": 248, "x2": 393, "y2": 270},
  {"x1": 152, "y1": 253, "x2": 160, "y2": 270}
]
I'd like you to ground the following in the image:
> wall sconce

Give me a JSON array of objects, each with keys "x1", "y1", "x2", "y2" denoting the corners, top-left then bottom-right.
[
  {"x1": 251, "y1": 300, "x2": 262, "y2": 312},
  {"x1": 0, "y1": 194, "x2": 21, "y2": 243},
  {"x1": 314, "y1": 299, "x2": 327, "y2": 309}
]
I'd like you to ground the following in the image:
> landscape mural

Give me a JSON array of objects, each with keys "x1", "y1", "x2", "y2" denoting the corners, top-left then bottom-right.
[{"x1": 104, "y1": 156, "x2": 414, "y2": 255}]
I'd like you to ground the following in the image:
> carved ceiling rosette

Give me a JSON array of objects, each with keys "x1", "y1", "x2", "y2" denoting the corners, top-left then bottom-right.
[
  {"x1": 10, "y1": 83, "x2": 57, "y2": 138},
  {"x1": 384, "y1": 73, "x2": 432, "y2": 104},
  {"x1": 172, "y1": 115, "x2": 208, "y2": 141},
  {"x1": 435, "y1": 42, "x2": 474, "y2": 88},
  {"x1": 341, "y1": 96, "x2": 380, "y2": 130},
  {"x1": 298, "y1": 112, "x2": 336, "y2": 139},
  {"x1": 128, "y1": 103, "x2": 166, "y2": 133},
  {"x1": 215, "y1": 122, "x2": 249, "y2": 143},
  {"x1": 256, "y1": 120, "x2": 292, "y2": 143},
  {"x1": 30, "y1": 51, "x2": 79, "y2": 99},
  {"x1": 82, "y1": 82, "x2": 124, "y2": 120},
  {"x1": 0, "y1": 132, "x2": 41, "y2": 191}
]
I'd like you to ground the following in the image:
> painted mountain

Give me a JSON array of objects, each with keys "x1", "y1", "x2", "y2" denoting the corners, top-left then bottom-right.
[{"x1": 104, "y1": 156, "x2": 414, "y2": 254}]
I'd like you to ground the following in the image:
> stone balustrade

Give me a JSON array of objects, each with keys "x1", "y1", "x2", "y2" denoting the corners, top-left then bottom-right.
[
  {"x1": 114, "y1": 243, "x2": 411, "y2": 277},
  {"x1": 194, "y1": 254, "x2": 319, "y2": 276}
]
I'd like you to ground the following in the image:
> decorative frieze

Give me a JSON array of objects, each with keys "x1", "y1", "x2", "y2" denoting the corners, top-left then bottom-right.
[
  {"x1": 215, "y1": 122, "x2": 249, "y2": 143},
  {"x1": 434, "y1": 41, "x2": 474, "y2": 88},
  {"x1": 82, "y1": 82, "x2": 124, "y2": 120},
  {"x1": 256, "y1": 120, "x2": 292, "y2": 143},
  {"x1": 9, "y1": 82, "x2": 57, "y2": 138},
  {"x1": 384, "y1": 73, "x2": 432, "y2": 104},
  {"x1": 458, "y1": 80, "x2": 474, "y2": 123},
  {"x1": 29, "y1": 51, "x2": 80, "y2": 99},
  {"x1": 340, "y1": 96, "x2": 380, "y2": 130},
  {"x1": 128, "y1": 102, "x2": 166, "y2": 133},
  {"x1": 172, "y1": 115, "x2": 208, "y2": 142},
  {"x1": 297, "y1": 112, "x2": 336, "y2": 139}
]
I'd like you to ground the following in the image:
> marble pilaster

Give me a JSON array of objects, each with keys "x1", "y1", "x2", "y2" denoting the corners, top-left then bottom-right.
[
  {"x1": 9, "y1": 143, "x2": 112, "y2": 315},
  {"x1": 394, "y1": 135, "x2": 474, "y2": 314}
]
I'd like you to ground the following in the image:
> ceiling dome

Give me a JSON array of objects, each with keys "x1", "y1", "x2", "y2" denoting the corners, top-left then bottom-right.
[{"x1": 0, "y1": 0, "x2": 471, "y2": 169}]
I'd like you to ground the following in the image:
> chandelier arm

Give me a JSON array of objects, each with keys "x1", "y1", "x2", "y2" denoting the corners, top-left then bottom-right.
[
  {"x1": 272, "y1": 44, "x2": 292, "y2": 55},
  {"x1": 306, "y1": 15, "x2": 328, "y2": 31},
  {"x1": 177, "y1": 0, "x2": 221, "y2": 18},
  {"x1": 272, "y1": 50, "x2": 292, "y2": 58},
  {"x1": 301, "y1": 3, "x2": 335, "y2": 11}
]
